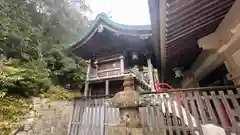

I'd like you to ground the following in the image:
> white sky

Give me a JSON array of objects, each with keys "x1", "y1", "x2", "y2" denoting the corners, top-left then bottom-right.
[{"x1": 87, "y1": 0, "x2": 150, "y2": 25}]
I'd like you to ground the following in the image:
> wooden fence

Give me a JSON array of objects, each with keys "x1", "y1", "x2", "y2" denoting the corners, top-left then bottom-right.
[{"x1": 68, "y1": 86, "x2": 240, "y2": 135}]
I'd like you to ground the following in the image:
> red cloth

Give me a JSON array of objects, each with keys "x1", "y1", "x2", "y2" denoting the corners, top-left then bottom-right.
[
  {"x1": 155, "y1": 80, "x2": 173, "y2": 92},
  {"x1": 155, "y1": 80, "x2": 182, "y2": 99}
]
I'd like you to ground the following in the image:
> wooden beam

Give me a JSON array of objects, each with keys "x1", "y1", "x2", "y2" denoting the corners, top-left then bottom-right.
[
  {"x1": 97, "y1": 68, "x2": 120, "y2": 73},
  {"x1": 98, "y1": 56, "x2": 121, "y2": 64},
  {"x1": 166, "y1": 15, "x2": 225, "y2": 44},
  {"x1": 181, "y1": 0, "x2": 240, "y2": 87},
  {"x1": 89, "y1": 74, "x2": 133, "y2": 82},
  {"x1": 167, "y1": 10, "x2": 228, "y2": 37},
  {"x1": 159, "y1": 0, "x2": 167, "y2": 82}
]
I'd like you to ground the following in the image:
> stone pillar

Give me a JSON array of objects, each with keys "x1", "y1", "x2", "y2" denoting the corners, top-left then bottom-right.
[
  {"x1": 119, "y1": 55, "x2": 125, "y2": 74},
  {"x1": 108, "y1": 75, "x2": 145, "y2": 135},
  {"x1": 84, "y1": 59, "x2": 91, "y2": 96},
  {"x1": 147, "y1": 58, "x2": 155, "y2": 91}
]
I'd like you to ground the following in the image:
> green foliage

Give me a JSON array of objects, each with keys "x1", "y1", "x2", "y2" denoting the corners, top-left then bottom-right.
[
  {"x1": 43, "y1": 44, "x2": 87, "y2": 86},
  {"x1": 0, "y1": 0, "x2": 89, "y2": 134},
  {"x1": 0, "y1": 93, "x2": 33, "y2": 135},
  {"x1": 0, "y1": 0, "x2": 88, "y2": 90},
  {"x1": 0, "y1": 57, "x2": 51, "y2": 96},
  {"x1": 39, "y1": 85, "x2": 81, "y2": 101}
]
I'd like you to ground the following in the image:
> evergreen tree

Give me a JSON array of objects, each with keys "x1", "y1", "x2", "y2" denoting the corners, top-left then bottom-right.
[{"x1": 0, "y1": 0, "x2": 89, "y2": 95}]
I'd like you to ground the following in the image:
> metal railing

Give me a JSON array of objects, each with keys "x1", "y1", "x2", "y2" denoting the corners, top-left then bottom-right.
[{"x1": 68, "y1": 86, "x2": 240, "y2": 135}]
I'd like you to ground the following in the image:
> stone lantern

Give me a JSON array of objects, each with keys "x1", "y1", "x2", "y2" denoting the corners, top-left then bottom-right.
[{"x1": 108, "y1": 75, "x2": 146, "y2": 135}]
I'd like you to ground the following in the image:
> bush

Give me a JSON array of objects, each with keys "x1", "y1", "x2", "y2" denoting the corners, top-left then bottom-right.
[
  {"x1": 0, "y1": 58, "x2": 52, "y2": 97},
  {"x1": 38, "y1": 85, "x2": 81, "y2": 101},
  {"x1": 0, "y1": 92, "x2": 33, "y2": 135}
]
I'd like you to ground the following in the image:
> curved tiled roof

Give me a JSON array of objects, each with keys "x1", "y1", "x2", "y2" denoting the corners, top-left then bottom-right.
[
  {"x1": 68, "y1": 13, "x2": 160, "y2": 68},
  {"x1": 70, "y1": 13, "x2": 152, "y2": 51}
]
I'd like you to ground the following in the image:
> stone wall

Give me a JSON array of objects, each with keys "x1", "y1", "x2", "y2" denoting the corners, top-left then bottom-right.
[{"x1": 14, "y1": 98, "x2": 72, "y2": 135}]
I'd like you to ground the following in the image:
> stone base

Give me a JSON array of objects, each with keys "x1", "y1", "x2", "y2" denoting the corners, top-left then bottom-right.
[{"x1": 108, "y1": 126, "x2": 144, "y2": 135}]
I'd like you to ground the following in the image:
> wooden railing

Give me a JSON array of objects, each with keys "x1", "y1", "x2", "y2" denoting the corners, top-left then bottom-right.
[
  {"x1": 89, "y1": 68, "x2": 129, "y2": 80},
  {"x1": 68, "y1": 86, "x2": 240, "y2": 135}
]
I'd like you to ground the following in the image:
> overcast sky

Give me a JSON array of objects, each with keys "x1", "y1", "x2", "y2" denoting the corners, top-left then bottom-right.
[{"x1": 88, "y1": 0, "x2": 150, "y2": 25}]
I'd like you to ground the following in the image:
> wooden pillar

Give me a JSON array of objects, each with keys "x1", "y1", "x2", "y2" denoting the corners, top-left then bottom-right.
[
  {"x1": 119, "y1": 55, "x2": 124, "y2": 74},
  {"x1": 94, "y1": 60, "x2": 98, "y2": 78},
  {"x1": 105, "y1": 80, "x2": 109, "y2": 95},
  {"x1": 84, "y1": 82, "x2": 89, "y2": 97},
  {"x1": 88, "y1": 86, "x2": 92, "y2": 96},
  {"x1": 147, "y1": 58, "x2": 155, "y2": 91},
  {"x1": 84, "y1": 59, "x2": 91, "y2": 97}
]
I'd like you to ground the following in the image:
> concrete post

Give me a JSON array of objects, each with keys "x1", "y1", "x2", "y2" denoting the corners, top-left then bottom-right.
[{"x1": 108, "y1": 75, "x2": 145, "y2": 135}]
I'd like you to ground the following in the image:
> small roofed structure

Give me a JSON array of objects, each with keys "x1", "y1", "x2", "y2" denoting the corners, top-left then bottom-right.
[
  {"x1": 70, "y1": 13, "x2": 159, "y2": 67},
  {"x1": 69, "y1": 13, "x2": 159, "y2": 96}
]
